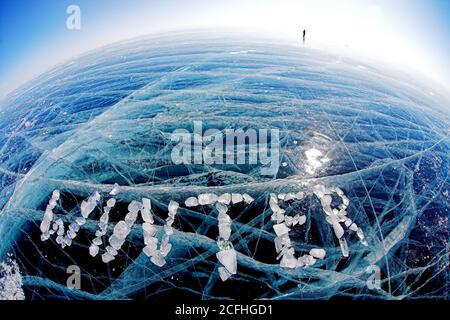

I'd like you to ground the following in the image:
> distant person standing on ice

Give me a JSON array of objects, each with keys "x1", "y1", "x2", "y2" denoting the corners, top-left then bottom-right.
[{"x1": 303, "y1": 29, "x2": 306, "y2": 43}]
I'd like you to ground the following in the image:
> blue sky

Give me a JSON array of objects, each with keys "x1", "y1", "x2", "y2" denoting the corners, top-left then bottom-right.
[{"x1": 0, "y1": 0, "x2": 449, "y2": 97}]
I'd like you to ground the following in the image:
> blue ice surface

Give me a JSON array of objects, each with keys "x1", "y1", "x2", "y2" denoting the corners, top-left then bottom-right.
[{"x1": 0, "y1": 33, "x2": 448, "y2": 300}]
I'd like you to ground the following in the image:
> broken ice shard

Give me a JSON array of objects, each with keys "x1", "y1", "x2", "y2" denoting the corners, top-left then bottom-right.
[
  {"x1": 106, "y1": 198, "x2": 116, "y2": 208},
  {"x1": 198, "y1": 193, "x2": 218, "y2": 205},
  {"x1": 80, "y1": 192, "x2": 100, "y2": 218},
  {"x1": 218, "y1": 266, "x2": 232, "y2": 282},
  {"x1": 309, "y1": 248, "x2": 326, "y2": 259},
  {"x1": 216, "y1": 248, "x2": 237, "y2": 275},
  {"x1": 185, "y1": 197, "x2": 199, "y2": 207},
  {"x1": 109, "y1": 183, "x2": 120, "y2": 196},
  {"x1": 168, "y1": 200, "x2": 179, "y2": 213},
  {"x1": 39, "y1": 189, "x2": 60, "y2": 236},
  {"x1": 143, "y1": 223, "x2": 157, "y2": 237},
  {"x1": 113, "y1": 221, "x2": 130, "y2": 239},
  {"x1": 109, "y1": 234, "x2": 125, "y2": 250},
  {"x1": 150, "y1": 252, "x2": 166, "y2": 267},
  {"x1": 215, "y1": 202, "x2": 228, "y2": 215},
  {"x1": 242, "y1": 193, "x2": 254, "y2": 204},
  {"x1": 231, "y1": 193, "x2": 243, "y2": 204},
  {"x1": 273, "y1": 223, "x2": 290, "y2": 236},
  {"x1": 89, "y1": 244, "x2": 99, "y2": 257},
  {"x1": 339, "y1": 238, "x2": 349, "y2": 257},
  {"x1": 128, "y1": 200, "x2": 143, "y2": 214},
  {"x1": 141, "y1": 198, "x2": 153, "y2": 223},
  {"x1": 217, "y1": 193, "x2": 231, "y2": 205},
  {"x1": 302, "y1": 254, "x2": 317, "y2": 267},
  {"x1": 143, "y1": 244, "x2": 158, "y2": 257},
  {"x1": 280, "y1": 252, "x2": 297, "y2": 269},
  {"x1": 102, "y1": 252, "x2": 115, "y2": 263}
]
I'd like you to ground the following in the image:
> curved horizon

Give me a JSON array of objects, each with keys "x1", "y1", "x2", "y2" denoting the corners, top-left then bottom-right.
[
  {"x1": 3, "y1": 30, "x2": 449, "y2": 108},
  {"x1": 1, "y1": 0, "x2": 449, "y2": 99}
]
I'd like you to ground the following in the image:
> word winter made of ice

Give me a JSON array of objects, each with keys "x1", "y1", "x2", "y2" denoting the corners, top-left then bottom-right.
[{"x1": 39, "y1": 184, "x2": 367, "y2": 282}]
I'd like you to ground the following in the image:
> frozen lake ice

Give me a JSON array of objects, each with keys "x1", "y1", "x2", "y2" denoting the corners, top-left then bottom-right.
[{"x1": 0, "y1": 33, "x2": 448, "y2": 300}]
